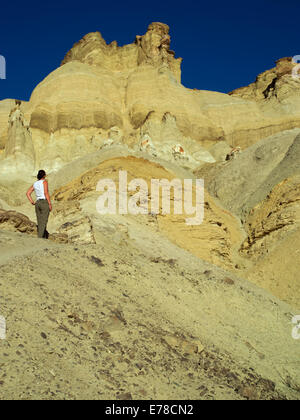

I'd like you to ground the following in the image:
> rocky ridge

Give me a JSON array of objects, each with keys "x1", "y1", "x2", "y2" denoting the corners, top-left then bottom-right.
[{"x1": 0, "y1": 23, "x2": 300, "y2": 400}]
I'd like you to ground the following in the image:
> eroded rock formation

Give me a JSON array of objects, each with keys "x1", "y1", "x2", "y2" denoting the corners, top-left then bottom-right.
[
  {"x1": 0, "y1": 24, "x2": 300, "y2": 400},
  {"x1": 0, "y1": 208, "x2": 68, "y2": 243},
  {"x1": 229, "y1": 57, "x2": 300, "y2": 102},
  {"x1": 4, "y1": 103, "x2": 35, "y2": 169},
  {"x1": 1, "y1": 23, "x2": 300, "y2": 175},
  {"x1": 52, "y1": 156, "x2": 244, "y2": 269},
  {"x1": 0, "y1": 99, "x2": 26, "y2": 153},
  {"x1": 62, "y1": 22, "x2": 182, "y2": 82}
]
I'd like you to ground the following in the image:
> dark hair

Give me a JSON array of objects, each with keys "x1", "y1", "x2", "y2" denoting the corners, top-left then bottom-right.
[{"x1": 37, "y1": 170, "x2": 46, "y2": 180}]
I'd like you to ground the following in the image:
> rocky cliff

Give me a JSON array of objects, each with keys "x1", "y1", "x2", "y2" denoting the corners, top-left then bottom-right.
[{"x1": 1, "y1": 23, "x2": 300, "y2": 176}]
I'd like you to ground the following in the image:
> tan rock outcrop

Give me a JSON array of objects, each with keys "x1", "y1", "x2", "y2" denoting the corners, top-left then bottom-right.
[
  {"x1": 52, "y1": 156, "x2": 244, "y2": 269},
  {"x1": 0, "y1": 99, "x2": 26, "y2": 153},
  {"x1": 241, "y1": 176, "x2": 300, "y2": 258},
  {"x1": 2, "y1": 24, "x2": 300, "y2": 400},
  {"x1": 61, "y1": 22, "x2": 182, "y2": 82},
  {"x1": 0, "y1": 208, "x2": 37, "y2": 234},
  {"x1": 194, "y1": 129, "x2": 300, "y2": 307},
  {"x1": 226, "y1": 57, "x2": 300, "y2": 148},
  {"x1": 228, "y1": 57, "x2": 300, "y2": 102},
  {"x1": 0, "y1": 208, "x2": 68, "y2": 243},
  {"x1": 2, "y1": 103, "x2": 35, "y2": 172},
  {"x1": 0, "y1": 99, "x2": 14, "y2": 152},
  {"x1": 1, "y1": 24, "x2": 299, "y2": 175},
  {"x1": 240, "y1": 176, "x2": 300, "y2": 308},
  {"x1": 194, "y1": 129, "x2": 300, "y2": 220},
  {"x1": 52, "y1": 201, "x2": 96, "y2": 245}
]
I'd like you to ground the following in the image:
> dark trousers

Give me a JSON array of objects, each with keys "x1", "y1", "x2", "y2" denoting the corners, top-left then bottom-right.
[{"x1": 35, "y1": 199, "x2": 50, "y2": 239}]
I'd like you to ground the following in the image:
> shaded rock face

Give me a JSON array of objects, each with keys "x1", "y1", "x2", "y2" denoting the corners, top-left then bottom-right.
[
  {"x1": 0, "y1": 201, "x2": 95, "y2": 245},
  {"x1": 241, "y1": 175, "x2": 300, "y2": 259},
  {"x1": 240, "y1": 175, "x2": 300, "y2": 309},
  {"x1": 195, "y1": 129, "x2": 300, "y2": 220},
  {"x1": 0, "y1": 100, "x2": 30, "y2": 162}
]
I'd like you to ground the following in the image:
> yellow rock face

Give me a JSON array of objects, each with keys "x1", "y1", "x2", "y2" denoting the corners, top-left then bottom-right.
[
  {"x1": 241, "y1": 176, "x2": 300, "y2": 308},
  {"x1": 2, "y1": 23, "x2": 300, "y2": 174},
  {"x1": 1, "y1": 23, "x2": 300, "y2": 400},
  {"x1": 61, "y1": 23, "x2": 182, "y2": 81},
  {"x1": 0, "y1": 99, "x2": 25, "y2": 151},
  {"x1": 52, "y1": 156, "x2": 244, "y2": 270}
]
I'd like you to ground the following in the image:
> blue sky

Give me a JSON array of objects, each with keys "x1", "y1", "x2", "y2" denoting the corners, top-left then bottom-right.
[{"x1": 0, "y1": 0, "x2": 299, "y2": 101}]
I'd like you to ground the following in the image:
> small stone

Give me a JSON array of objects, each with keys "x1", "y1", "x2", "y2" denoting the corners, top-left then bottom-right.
[
  {"x1": 163, "y1": 335, "x2": 204, "y2": 355},
  {"x1": 223, "y1": 277, "x2": 235, "y2": 285},
  {"x1": 90, "y1": 256, "x2": 104, "y2": 267},
  {"x1": 116, "y1": 392, "x2": 133, "y2": 400}
]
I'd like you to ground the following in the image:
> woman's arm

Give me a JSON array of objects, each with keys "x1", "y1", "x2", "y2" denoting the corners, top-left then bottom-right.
[
  {"x1": 43, "y1": 180, "x2": 52, "y2": 211},
  {"x1": 26, "y1": 186, "x2": 35, "y2": 205}
]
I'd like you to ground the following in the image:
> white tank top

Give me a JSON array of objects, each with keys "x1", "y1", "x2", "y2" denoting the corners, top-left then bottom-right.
[{"x1": 34, "y1": 180, "x2": 46, "y2": 200}]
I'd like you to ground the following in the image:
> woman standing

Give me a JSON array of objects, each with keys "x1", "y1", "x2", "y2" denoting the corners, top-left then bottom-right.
[{"x1": 26, "y1": 170, "x2": 52, "y2": 239}]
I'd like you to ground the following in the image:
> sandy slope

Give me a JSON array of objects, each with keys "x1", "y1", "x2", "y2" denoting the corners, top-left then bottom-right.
[
  {"x1": 195, "y1": 130, "x2": 300, "y2": 308},
  {"x1": 0, "y1": 140, "x2": 299, "y2": 400},
  {"x1": 0, "y1": 220, "x2": 299, "y2": 400}
]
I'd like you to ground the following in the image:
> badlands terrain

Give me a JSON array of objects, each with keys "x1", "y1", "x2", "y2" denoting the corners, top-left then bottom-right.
[{"x1": 0, "y1": 22, "x2": 299, "y2": 400}]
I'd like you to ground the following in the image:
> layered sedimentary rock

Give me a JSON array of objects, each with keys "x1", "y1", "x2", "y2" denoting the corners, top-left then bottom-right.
[
  {"x1": 195, "y1": 129, "x2": 300, "y2": 307},
  {"x1": 229, "y1": 57, "x2": 300, "y2": 102},
  {"x1": 195, "y1": 129, "x2": 300, "y2": 220},
  {"x1": 0, "y1": 205, "x2": 95, "y2": 244},
  {"x1": 241, "y1": 175, "x2": 300, "y2": 308},
  {"x1": 61, "y1": 22, "x2": 182, "y2": 82},
  {"x1": 241, "y1": 176, "x2": 300, "y2": 259},
  {"x1": 0, "y1": 208, "x2": 37, "y2": 234},
  {"x1": 0, "y1": 199, "x2": 95, "y2": 245},
  {"x1": 52, "y1": 156, "x2": 244, "y2": 270},
  {"x1": 51, "y1": 200, "x2": 96, "y2": 245},
  {"x1": 1, "y1": 23, "x2": 300, "y2": 175},
  {"x1": 226, "y1": 57, "x2": 300, "y2": 147}
]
